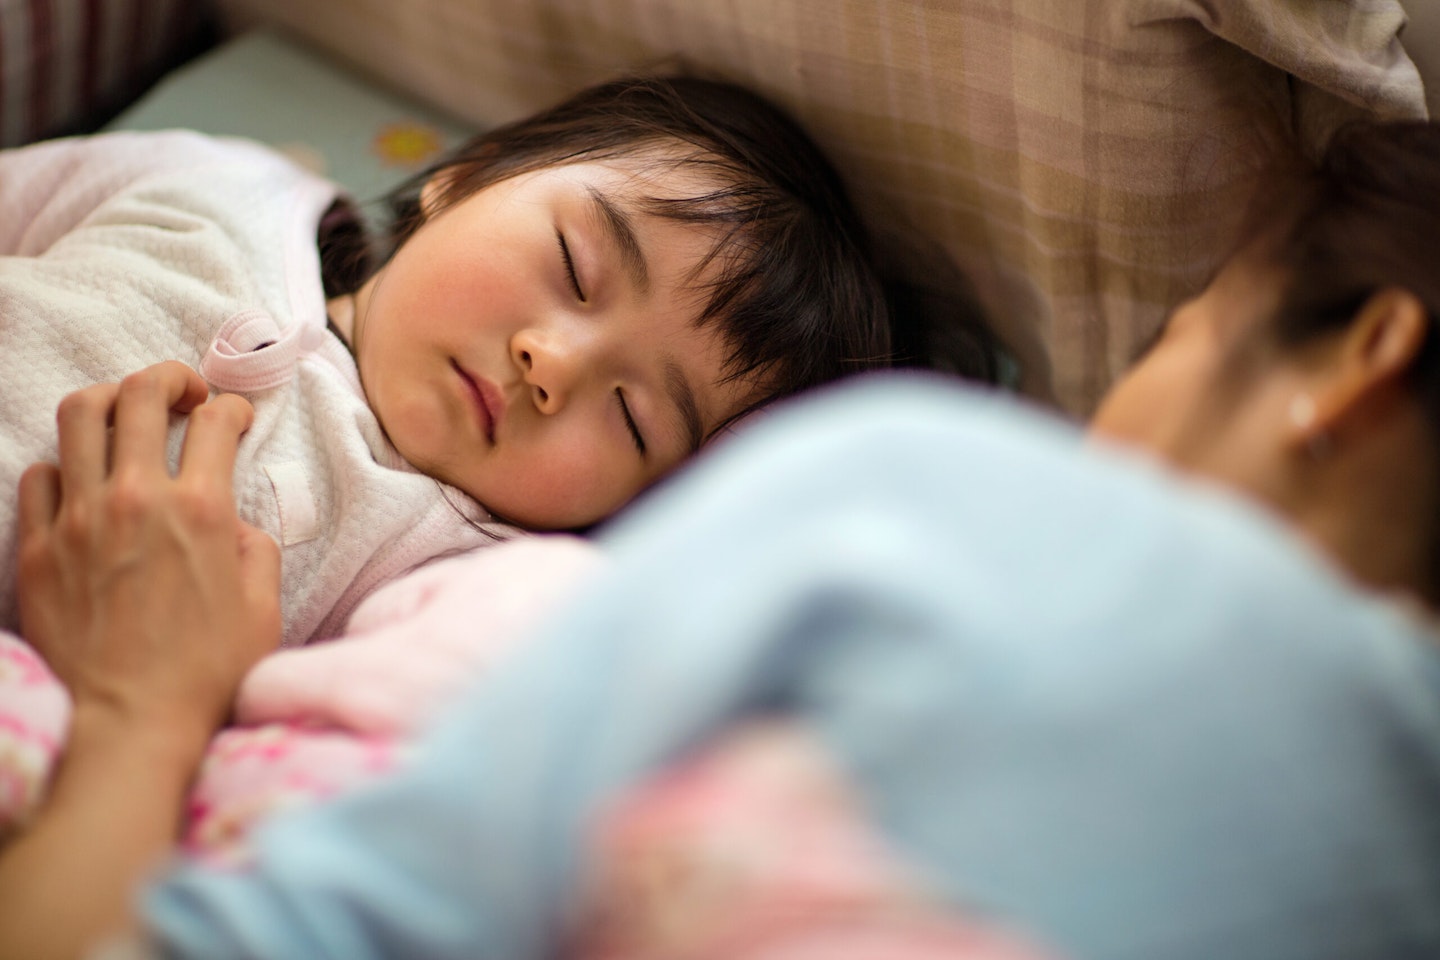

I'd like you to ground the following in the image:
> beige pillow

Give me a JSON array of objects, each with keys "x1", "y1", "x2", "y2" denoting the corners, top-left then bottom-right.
[{"x1": 218, "y1": 0, "x2": 1425, "y2": 412}]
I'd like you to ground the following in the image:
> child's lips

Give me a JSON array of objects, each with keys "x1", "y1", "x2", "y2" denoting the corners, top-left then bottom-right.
[{"x1": 452, "y1": 360, "x2": 504, "y2": 443}]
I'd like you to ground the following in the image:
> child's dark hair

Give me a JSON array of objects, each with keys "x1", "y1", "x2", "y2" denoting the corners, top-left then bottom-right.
[
  {"x1": 1243, "y1": 121, "x2": 1440, "y2": 425},
  {"x1": 325, "y1": 75, "x2": 1002, "y2": 432}
]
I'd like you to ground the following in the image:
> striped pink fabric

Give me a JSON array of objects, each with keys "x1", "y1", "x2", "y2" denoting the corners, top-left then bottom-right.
[{"x1": 0, "y1": 0, "x2": 202, "y2": 147}]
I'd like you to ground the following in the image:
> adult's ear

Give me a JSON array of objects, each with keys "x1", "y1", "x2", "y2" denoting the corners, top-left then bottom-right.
[{"x1": 1302, "y1": 288, "x2": 1429, "y2": 444}]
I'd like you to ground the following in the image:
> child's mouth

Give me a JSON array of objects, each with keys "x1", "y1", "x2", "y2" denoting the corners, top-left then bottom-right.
[{"x1": 452, "y1": 359, "x2": 500, "y2": 443}]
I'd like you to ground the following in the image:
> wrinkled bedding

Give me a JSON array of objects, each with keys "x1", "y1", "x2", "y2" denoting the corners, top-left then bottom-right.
[{"x1": 0, "y1": 531, "x2": 1047, "y2": 958}]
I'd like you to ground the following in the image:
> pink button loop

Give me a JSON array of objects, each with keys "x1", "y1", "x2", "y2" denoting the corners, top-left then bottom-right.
[{"x1": 200, "y1": 308, "x2": 325, "y2": 394}]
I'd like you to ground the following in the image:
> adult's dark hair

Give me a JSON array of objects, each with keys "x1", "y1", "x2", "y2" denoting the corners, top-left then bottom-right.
[
  {"x1": 324, "y1": 75, "x2": 1002, "y2": 433},
  {"x1": 1246, "y1": 121, "x2": 1440, "y2": 422}
]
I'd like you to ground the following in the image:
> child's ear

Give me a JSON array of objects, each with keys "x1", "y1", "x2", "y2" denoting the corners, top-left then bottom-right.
[{"x1": 1308, "y1": 287, "x2": 1429, "y2": 436}]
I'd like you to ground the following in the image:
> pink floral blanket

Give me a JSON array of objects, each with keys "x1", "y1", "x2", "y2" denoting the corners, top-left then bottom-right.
[{"x1": 0, "y1": 535, "x2": 606, "y2": 853}]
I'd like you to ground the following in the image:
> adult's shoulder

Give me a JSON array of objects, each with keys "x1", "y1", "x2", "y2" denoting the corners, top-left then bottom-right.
[
  {"x1": 603, "y1": 370, "x2": 1438, "y2": 739},
  {"x1": 612, "y1": 371, "x2": 1331, "y2": 596},
  {"x1": 597, "y1": 372, "x2": 1440, "y2": 957}
]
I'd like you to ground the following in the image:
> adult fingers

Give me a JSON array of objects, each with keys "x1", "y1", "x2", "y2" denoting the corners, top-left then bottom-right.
[
  {"x1": 237, "y1": 523, "x2": 281, "y2": 594},
  {"x1": 110, "y1": 362, "x2": 210, "y2": 476},
  {"x1": 54, "y1": 382, "x2": 119, "y2": 499},
  {"x1": 236, "y1": 522, "x2": 283, "y2": 648},
  {"x1": 17, "y1": 462, "x2": 61, "y2": 540},
  {"x1": 176, "y1": 393, "x2": 254, "y2": 496}
]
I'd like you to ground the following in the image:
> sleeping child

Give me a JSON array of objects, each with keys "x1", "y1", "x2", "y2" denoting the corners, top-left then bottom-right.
[
  {"x1": 0, "y1": 74, "x2": 916, "y2": 646},
  {"x1": 0, "y1": 73, "x2": 1001, "y2": 832}
]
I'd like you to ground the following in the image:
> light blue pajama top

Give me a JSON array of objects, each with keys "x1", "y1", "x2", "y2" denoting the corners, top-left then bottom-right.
[{"x1": 143, "y1": 375, "x2": 1440, "y2": 960}]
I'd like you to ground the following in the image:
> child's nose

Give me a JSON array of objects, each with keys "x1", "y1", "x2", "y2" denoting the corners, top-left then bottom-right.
[{"x1": 511, "y1": 329, "x2": 584, "y2": 414}]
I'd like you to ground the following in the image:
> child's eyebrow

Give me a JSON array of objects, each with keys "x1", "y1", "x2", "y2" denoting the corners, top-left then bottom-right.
[
  {"x1": 585, "y1": 186, "x2": 650, "y2": 294},
  {"x1": 665, "y1": 356, "x2": 705, "y2": 455}
]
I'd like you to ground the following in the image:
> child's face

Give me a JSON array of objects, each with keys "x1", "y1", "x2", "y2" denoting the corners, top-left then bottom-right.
[{"x1": 350, "y1": 160, "x2": 760, "y2": 529}]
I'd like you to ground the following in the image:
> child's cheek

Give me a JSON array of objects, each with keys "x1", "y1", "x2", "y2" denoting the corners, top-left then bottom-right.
[{"x1": 498, "y1": 427, "x2": 632, "y2": 529}]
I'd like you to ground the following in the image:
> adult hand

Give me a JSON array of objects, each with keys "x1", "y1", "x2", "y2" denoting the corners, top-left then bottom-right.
[
  {"x1": 15, "y1": 360, "x2": 281, "y2": 755},
  {"x1": 0, "y1": 361, "x2": 282, "y2": 960}
]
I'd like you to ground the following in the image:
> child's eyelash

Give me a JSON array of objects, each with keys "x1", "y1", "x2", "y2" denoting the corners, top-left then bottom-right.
[
  {"x1": 615, "y1": 388, "x2": 646, "y2": 455},
  {"x1": 556, "y1": 231, "x2": 586, "y2": 302}
]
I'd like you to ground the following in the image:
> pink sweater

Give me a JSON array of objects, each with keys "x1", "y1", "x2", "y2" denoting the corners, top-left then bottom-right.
[{"x1": 0, "y1": 130, "x2": 505, "y2": 647}]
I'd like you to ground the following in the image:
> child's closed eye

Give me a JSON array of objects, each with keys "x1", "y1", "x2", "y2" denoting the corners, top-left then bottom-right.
[
  {"x1": 615, "y1": 388, "x2": 646, "y2": 455},
  {"x1": 556, "y1": 230, "x2": 586, "y2": 302}
]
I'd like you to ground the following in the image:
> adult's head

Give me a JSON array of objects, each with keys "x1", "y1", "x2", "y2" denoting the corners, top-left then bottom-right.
[
  {"x1": 1091, "y1": 121, "x2": 1440, "y2": 604},
  {"x1": 345, "y1": 75, "x2": 900, "y2": 529}
]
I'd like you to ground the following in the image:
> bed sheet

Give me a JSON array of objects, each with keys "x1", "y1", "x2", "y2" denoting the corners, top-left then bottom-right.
[{"x1": 104, "y1": 28, "x2": 475, "y2": 220}]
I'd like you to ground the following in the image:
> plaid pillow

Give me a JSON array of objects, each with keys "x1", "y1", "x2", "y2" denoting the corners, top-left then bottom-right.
[{"x1": 214, "y1": 0, "x2": 1426, "y2": 411}]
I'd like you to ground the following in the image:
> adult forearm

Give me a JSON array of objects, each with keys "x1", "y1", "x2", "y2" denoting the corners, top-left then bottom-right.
[
  {"x1": 0, "y1": 706, "x2": 205, "y2": 960},
  {"x1": 1, "y1": 364, "x2": 280, "y2": 960}
]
